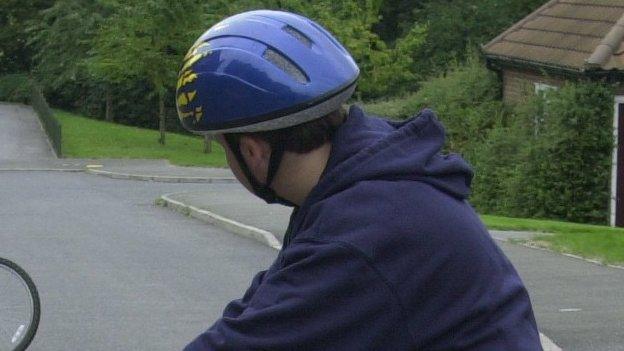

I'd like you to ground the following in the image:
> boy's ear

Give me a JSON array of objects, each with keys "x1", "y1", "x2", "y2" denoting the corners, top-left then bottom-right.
[{"x1": 238, "y1": 135, "x2": 271, "y2": 183}]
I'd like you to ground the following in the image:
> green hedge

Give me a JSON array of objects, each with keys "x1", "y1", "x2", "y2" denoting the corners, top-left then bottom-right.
[
  {"x1": 470, "y1": 82, "x2": 614, "y2": 224},
  {"x1": 513, "y1": 83, "x2": 612, "y2": 223},
  {"x1": 363, "y1": 62, "x2": 615, "y2": 225}
]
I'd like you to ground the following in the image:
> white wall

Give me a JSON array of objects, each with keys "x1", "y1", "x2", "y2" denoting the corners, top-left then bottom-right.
[{"x1": 611, "y1": 96, "x2": 624, "y2": 226}]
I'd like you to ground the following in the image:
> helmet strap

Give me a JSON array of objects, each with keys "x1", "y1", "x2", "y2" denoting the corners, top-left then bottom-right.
[{"x1": 224, "y1": 134, "x2": 296, "y2": 207}]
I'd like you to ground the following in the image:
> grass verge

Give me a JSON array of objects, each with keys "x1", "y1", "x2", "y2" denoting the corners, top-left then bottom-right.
[
  {"x1": 481, "y1": 214, "x2": 624, "y2": 265},
  {"x1": 55, "y1": 110, "x2": 227, "y2": 167}
]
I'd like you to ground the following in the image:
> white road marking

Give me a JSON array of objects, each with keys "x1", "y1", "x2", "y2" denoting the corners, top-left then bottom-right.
[{"x1": 559, "y1": 308, "x2": 582, "y2": 312}]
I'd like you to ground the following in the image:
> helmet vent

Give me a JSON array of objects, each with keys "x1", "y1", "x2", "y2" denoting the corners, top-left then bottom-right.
[
  {"x1": 263, "y1": 48, "x2": 309, "y2": 84},
  {"x1": 283, "y1": 25, "x2": 312, "y2": 48}
]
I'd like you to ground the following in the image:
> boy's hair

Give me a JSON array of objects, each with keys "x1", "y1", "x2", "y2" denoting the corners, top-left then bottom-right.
[{"x1": 229, "y1": 107, "x2": 346, "y2": 154}]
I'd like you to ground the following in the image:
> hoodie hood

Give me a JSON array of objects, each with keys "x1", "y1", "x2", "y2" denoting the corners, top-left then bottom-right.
[{"x1": 305, "y1": 105, "x2": 473, "y2": 207}]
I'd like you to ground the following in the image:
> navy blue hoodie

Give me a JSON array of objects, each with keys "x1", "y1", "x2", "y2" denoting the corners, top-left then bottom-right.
[{"x1": 185, "y1": 106, "x2": 542, "y2": 350}]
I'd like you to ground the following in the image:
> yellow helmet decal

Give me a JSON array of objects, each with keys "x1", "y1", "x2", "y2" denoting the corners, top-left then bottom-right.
[
  {"x1": 180, "y1": 42, "x2": 212, "y2": 75},
  {"x1": 177, "y1": 42, "x2": 212, "y2": 124},
  {"x1": 176, "y1": 91, "x2": 197, "y2": 107},
  {"x1": 178, "y1": 106, "x2": 203, "y2": 122},
  {"x1": 177, "y1": 71, "x2": 198, "y2": 90}
]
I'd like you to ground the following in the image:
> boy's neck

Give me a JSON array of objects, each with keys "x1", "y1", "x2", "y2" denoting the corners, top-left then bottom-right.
[{"x1": 272, "y1": 142, "x2": 332, "y2": 206}]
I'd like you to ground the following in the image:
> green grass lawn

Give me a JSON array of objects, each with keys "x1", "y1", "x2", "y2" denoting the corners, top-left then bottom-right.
[
  {"x1": 55, "y1": 110, "x2": 227, "y2": 167},
  {"x1": 482, "y1": 214, "x2": 624, "y2": 265}
]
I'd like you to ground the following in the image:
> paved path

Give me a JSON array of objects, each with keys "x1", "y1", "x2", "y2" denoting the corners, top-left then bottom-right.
[
  {"x1": 0, "y1": 172, "x2": 276, "y2": 350},
  {"x1": 0, "y1": 103, "x2": 54, "y2": 160}
]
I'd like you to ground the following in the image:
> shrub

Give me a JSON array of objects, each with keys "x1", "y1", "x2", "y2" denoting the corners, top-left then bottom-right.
[
  {"x1": 469, "y1": 122, "x2": 527, "y2": 214},
  {"x1": 375, "y1": 51, "x2": 506, "y2": 154},
  {"x1": 0, "y1": 73, "x2": 31, "y2": 103},
  {"x1": 360, "y1": 93, "x2": 416, "y2": 120},
  {"x1": 507, "y1": 82, "x2": 614, "y2": 224},
  {"x1": 363, "y1": 50, "x2": 506, "y2": 151},
  {"x1": 470, "y1": 81, "x2": 614, "y2": 224},
  {"x1": 365, "y1": 63, "x2": 613, "y2": 225}
]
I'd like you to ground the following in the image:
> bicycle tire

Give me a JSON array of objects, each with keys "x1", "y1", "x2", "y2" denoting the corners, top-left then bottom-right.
[{"x1": 0, "y1": 257, "x2": 40, "y2": 351}]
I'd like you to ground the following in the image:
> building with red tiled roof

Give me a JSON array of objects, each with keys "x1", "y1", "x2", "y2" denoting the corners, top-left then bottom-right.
[
  {"x1": 483, "y1": 0, "x2": 624, "y2": 227},
  {"x1": 486, "y1": 0, "x2": 624, "y2": 69}
]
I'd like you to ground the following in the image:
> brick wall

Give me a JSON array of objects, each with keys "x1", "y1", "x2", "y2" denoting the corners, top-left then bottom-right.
[
  {"x1": 502, "y1": 69, "x2": 566, "y2": 105},
  {"x1": 502, "y1": 68, "x2": 624, "y2": 101}
]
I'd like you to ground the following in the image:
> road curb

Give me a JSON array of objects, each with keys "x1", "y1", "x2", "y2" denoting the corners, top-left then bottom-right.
[
  {"x1": 158, "y1": 193, "x2": 282, "y2": 250},
  {"x1": 539, "y1": 333, "x2": 562, "y2": 351},
  {"x1": 492, "y1": 235, "x2": 624, "y2": 271},
  {"x1": 87, "y1": 168, "x2": 237, "y2": 184},
  {"x1": 0, "y1": 168, "x2": 84, "y2": 172}
]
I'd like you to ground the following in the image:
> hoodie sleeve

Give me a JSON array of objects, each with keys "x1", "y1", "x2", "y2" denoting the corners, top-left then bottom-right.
[{"x1": 183, "y1": 239, "x2": 409, "y2": 351}]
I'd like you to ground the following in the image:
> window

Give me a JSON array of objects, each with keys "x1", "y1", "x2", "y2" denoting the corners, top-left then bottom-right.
[
  {"x1": 532, "y1": 82, "x2": 559, "y2": 136},
  {"x1": 534, "y1": 82, "x2": 558, "y2": 96}
]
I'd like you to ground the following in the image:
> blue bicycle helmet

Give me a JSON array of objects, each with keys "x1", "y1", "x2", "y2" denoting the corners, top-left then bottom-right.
[{"x1": 176, "y1": 10, "x2": 360, "y2": 134}]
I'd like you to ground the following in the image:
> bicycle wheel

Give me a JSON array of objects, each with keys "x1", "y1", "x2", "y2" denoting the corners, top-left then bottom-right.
[{"x1": 0, "y1": 258, "x2": 40, "y2": 351}]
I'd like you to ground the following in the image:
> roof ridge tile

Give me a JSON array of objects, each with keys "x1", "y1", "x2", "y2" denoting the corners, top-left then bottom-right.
[{"x1": 586, "y1": 13, "x2": 624, "y2": 69}]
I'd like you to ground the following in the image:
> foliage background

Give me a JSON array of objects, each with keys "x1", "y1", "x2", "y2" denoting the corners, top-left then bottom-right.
[
  {"x1": 1, "y1": 0, "x2": 616, "y2": 225},
  {"x1": 1, "y1": 0, "x2": 545, "y2": 123},
  {"x1": 365, "y1": 58, "x2": 615, "y2": 225}
]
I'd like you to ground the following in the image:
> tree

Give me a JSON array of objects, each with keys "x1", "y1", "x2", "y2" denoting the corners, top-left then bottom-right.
[
  {"x1": 414, "y1": 0, "x2": 544, "y2": 77},
  {"x1": 0, "y1": 0, "x2": 53, "y2": 102},
  {"x1": 88, "y1": 0, "x2": 204, "y2": 144},
  {"x1": 374, "y1": 0, "x2": 425, "y2": 43},
  {"x1": 29, "y1": 0, "x2": 115, "y2": 118},
  {"x1": 242, "y1": 0, "x2": 428, "y2": 99},
  {"x1": 0, "y1": 0, "x2": 53, "y2": 75}
]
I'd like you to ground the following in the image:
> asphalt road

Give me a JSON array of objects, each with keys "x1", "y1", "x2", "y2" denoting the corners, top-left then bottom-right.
[
  {"x1": 500, "y1": 241, "x2": 624, "y2": 351},
  {"x1": 0, "y1": 172, "x2": 277, "y2": 350}
]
